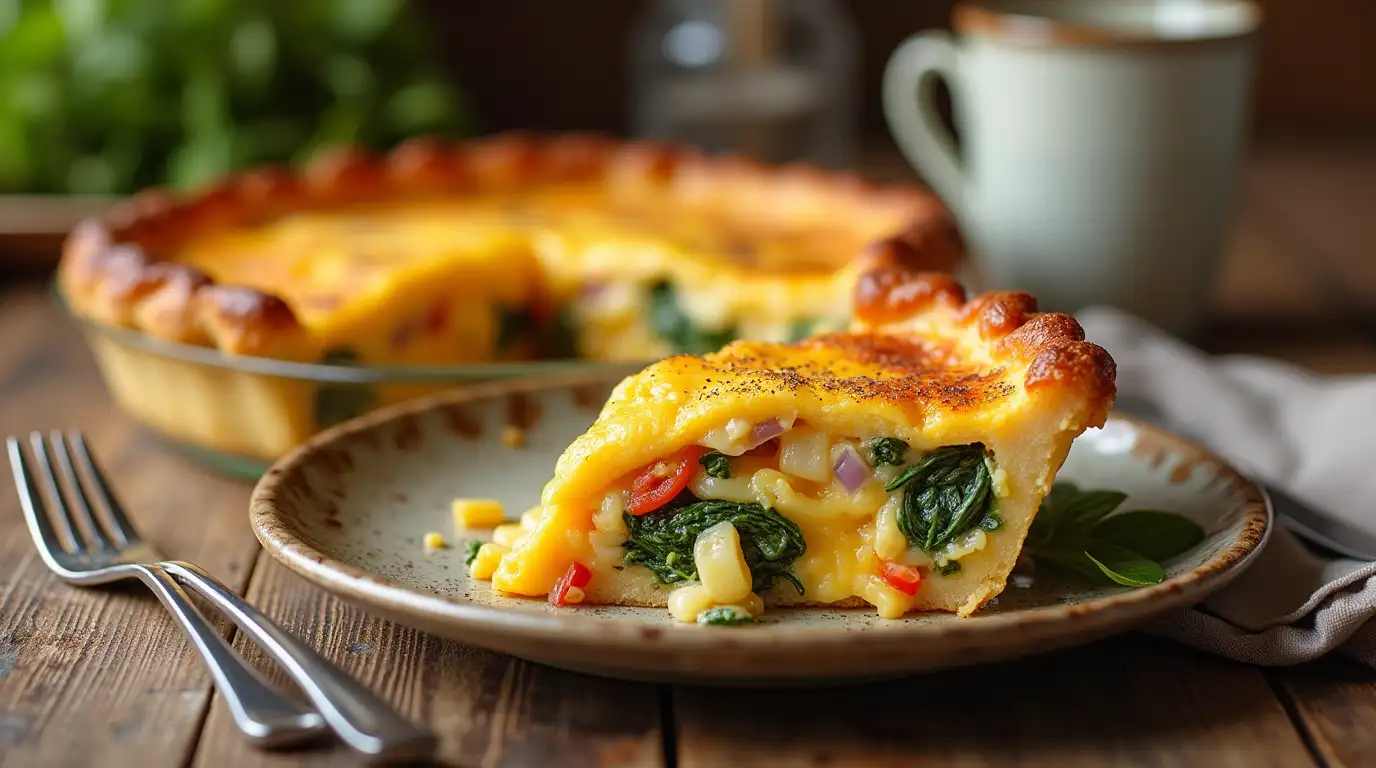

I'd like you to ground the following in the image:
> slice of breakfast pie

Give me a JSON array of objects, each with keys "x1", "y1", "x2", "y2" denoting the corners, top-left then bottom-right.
[{"x1": 474, "y1": 262, "x2": 1116, "y2": 620}]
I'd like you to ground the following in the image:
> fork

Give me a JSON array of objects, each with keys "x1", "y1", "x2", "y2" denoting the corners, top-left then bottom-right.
[{"x1": 9, "y1": 431, "x2": 438, "y2": 761}]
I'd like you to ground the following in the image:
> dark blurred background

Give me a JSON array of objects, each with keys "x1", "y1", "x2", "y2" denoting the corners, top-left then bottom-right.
[
  {"x1": 0, "y1": 0, "x2": 1372, "y2": 274},
  {"x1": 425, "y1": 0, "x2": 1375, "y2": 137}
]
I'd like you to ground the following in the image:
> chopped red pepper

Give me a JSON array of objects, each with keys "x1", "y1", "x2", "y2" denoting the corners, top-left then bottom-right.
[
  {"x1": 878, "y1": 561, "x2": 922, "y2": 596},
  {"x1": 627, "y1": 445, "x2": 707, "y2": 516},
  {"x1": 550, "y1": 561, "x2": 593, "y2": 606}
]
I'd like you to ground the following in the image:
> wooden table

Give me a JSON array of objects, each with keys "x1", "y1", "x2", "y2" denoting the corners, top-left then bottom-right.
[{"x1": 2, "y1": 137, "x2": 1375, "y2": 767}]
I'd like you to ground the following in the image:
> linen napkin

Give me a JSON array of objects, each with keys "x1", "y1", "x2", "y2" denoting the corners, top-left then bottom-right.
[{"x1": 1076, "y1": 307, "x2": 1376, "y2": 667}]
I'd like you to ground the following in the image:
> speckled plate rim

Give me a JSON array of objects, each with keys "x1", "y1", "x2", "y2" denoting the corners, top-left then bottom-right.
[{"x1": 251, "y1": 371, "x2": 1272, "y2": 655}]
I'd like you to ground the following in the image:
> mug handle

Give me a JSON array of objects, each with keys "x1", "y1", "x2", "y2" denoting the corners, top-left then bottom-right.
[{"x1": 882, "y1": 31, "x2": 968, "y2": 217}]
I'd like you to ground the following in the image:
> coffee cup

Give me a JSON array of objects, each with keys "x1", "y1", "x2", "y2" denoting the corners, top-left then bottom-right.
[{"x1": 883, "y1": 0, "x2": 1261, "y2": 335}]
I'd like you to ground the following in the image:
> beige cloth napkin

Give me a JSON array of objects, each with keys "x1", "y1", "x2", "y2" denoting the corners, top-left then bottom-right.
[{"x1": 1076, "y1": 307, "x2": 1376, "y2": 666}]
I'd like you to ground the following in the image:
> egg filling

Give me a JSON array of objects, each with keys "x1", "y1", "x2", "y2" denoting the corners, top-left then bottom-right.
[{"x1": 473, "y1": 421, "x2": 1006, "y2": 621}]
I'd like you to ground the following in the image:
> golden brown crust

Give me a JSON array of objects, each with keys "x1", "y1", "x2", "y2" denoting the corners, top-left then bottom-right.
[
  {"x1": 853, "y1": 267, "x2": 1117, "y2": 422},
  {"x1": 59, "y1": 132, "x2": 962, "y2": 360}
]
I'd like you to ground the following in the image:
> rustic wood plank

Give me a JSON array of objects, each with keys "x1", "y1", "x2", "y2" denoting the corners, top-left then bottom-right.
[
  {"x1": 193, "y1": 555, "x2": 665, "y2": 768},
  {"x1": 1272, "y1": 657, "x2": 1376, "y2": 768},
  {"x1": 0, "y1": 284, "x2": 266, "y2": 766},
  {"x1": 673, "y1": 635, "x2": 1316, "y2": 768}
]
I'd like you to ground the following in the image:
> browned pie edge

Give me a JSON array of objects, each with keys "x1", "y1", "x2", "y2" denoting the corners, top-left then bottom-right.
[
  {"x1": 58, "y1": 132, "x2": 966, "y2": 359},
  {"x1": 851, "y1": 263, "x2": 1117, "y2": 424}
]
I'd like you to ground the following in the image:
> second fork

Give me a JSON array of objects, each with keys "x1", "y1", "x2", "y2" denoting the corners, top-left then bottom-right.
[{"x1": 9, "y1": 431, "x2": 437, "y2": 761}]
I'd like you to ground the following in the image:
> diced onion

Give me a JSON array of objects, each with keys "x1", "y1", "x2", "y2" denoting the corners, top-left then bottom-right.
[
  {"x1": 832, "y1": 446, "x2": 869, "y2": 491},
  {"x1": 746, "y1": 418, "x2": 788, "y2": 449}
]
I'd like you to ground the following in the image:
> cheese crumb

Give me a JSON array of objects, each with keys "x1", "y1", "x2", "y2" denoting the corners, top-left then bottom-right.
[
  {"x1": 423, "y1": 532, "x2": 448, "y2": 551},
  {"x1": 469, "y1": 542, "x2": 510, "y2": 580},
  {"x1": 492, "y1": 523, "x2": 527, "y2": 548},
  {"x1": 452, "y1": 499, "x2": 505, "y2": 529},
  {"x1": 501, "y1": 424, "x2": 526, "y2": 448}
]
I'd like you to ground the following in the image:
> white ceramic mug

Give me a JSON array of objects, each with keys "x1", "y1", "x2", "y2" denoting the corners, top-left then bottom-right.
[{"x1": 883, "y1": 0, "x2": 1261, "y2": 335}]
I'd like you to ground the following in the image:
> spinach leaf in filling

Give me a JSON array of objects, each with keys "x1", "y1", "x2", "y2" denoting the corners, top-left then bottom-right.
[
  {"x1": 699, "y1": 451, "x2": 731, "y2": 479},
  {"x1": 647, "y1": 281, "x2": 737, "y2": 355},
  {"x1": 884, "y1": 444, "x2": 999, "y2": 555},
  {"x1": 622, "y1": 497, "x2": 806, "y2": 595},
  {"x1": 314, "y1": 348, "x2": 377, "y2": 428}
]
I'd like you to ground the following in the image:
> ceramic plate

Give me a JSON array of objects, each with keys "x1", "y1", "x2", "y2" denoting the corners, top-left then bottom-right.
[{"x1": 251, "y1": 373, "x2": 1270, "y2": 685}]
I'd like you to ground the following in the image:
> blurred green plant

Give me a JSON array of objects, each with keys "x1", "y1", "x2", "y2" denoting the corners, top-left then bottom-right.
[{"x1": 0, "y1": 0, "x2": 471, "y2": 194}]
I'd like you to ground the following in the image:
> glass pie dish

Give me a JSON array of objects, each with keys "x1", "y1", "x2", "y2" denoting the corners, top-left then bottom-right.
[
  {"x1": 53, "y1": 134, "x2": 968, "y2": 478},
  {"x1": 59, "y1": 289, "x2": 639, "y2": 478}
]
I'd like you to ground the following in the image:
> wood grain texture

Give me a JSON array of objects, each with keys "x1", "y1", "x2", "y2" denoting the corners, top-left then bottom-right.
[
  {"x1": 0, "y1": 286, "x2": 264, "y2": 766},
  {"x1": 674, "y1": 636, "x2": 1317, "y2": 768},
  {"x1": 192, "y1": 556, "x2": 665, "y2": 768},
  {"x1": 1275, "y1": 657, "x2": 1376, "y2": 767}
]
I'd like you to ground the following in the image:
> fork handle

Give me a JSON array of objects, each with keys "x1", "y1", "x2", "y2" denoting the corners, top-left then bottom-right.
[
  {"x1": 161, "y1": 561, "x2": 437, "y2": 762},
  {"x1": 134, "y1": 565, "x2": 326, "y2": 747}
]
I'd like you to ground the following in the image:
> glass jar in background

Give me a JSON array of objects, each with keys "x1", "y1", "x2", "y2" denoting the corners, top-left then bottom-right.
[{"x1": 629, "y1": 0, "x2": 858, "y2": 168}]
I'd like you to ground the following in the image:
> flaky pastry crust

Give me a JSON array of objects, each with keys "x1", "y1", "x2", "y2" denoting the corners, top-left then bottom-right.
[{"x1": 58, "y1": 133, "x2": 965, "y2": 359}]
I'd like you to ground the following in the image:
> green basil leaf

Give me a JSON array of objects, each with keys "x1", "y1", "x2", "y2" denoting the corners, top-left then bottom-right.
[
  {"x1": 1085, "y1": 541, "x2": 1165, "y2": 587},
  {"x1": 937, "y1": 561, "x2": 961, "y2": 576},
  {"x1": 1061, "y1": 490, "x2": 1128, "y2": 530},
  {"x1": 1028, "y1": 547, "x2": 1111, "y2": 585},
  {"x1": 1029, "y1": 482, "x2": 1081, "y2": 539},
  {"x1": 1092, "y1": 510, "x2": 1204, "y2": 561}
]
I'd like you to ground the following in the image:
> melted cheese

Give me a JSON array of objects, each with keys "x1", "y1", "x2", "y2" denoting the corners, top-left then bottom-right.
[
  {"x1": 481, "y1": 302, "x2": 1108, "y2": 618},
  {"x1": 170, "y1": 186, "x2": 902, "y2": 363}
]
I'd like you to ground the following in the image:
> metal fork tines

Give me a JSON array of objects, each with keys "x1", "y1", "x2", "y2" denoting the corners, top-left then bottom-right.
[
  {"x1": 8, "y1": 431, "x2": 437, "y2": 760},
  {"x1": 8, "y1": 431, "x2": 325, "y2": 747}
]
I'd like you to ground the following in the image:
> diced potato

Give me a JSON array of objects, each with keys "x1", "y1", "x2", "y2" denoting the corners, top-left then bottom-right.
[
  {"x1": 873, "y1": 494, "x2": 908, "y2": 562},
  {"x1": 667, "y1": 583, "x2": 715, "y2": 623},
  {"x1": 492, "y1": 523, "x2": 526, "y2": 548},
  {"x1": 693, "y1": 521, "x2": 752, "y2": 603},
  {"x1": 779, "y1": 425, "x2": 831, "y2": 482},
  {"x1": 520, "y1": 506, "x2": 542, "y2": 530},
  {"x1": 423, "y1": 532, "x2": 447, "y2": 551},
  {"x1": 501, "y1": 424, "x2": 525, "y2": 448},
  {"x1": 452, "y1": 498, "x2": 505, "y2": 529},
  {"x1": 469, "y1": 542, "x2": 510, "y2": 580}
]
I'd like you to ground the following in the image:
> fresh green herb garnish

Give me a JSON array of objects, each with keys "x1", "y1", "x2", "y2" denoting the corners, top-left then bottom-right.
[
  {"x1": 1025, "y1": 482, "x2": 1205, "y2": 587},
  {"x1": 314, "y1": 348, "x2": 377, "y2": 428},
  {"x1": 495, "y1": 306, "x2": 533, "y2": 350},
  {"x1": 697, "y1": 606, "x2": 754, "y2": 626},
  {"x1": 699, "y1": 451, "x2": 731, "y2": 479},
  {"x1": 463, "y1": 540, "x2": 483, "y2": 566},
  {"x1": 867, "y1": 437, "x2": 910, "y2": 467},
  {"x1": 648, "y1": 281, "x2": 737, "y2": 354},
  {"x1": 884, "y1": 444, "x2": 997, "y2": 554},
  {"x1": 937, "y1": 561, "x2": 962, "y2": 576},
  {"x1": 623, "y1": 498, "x2": 806, "y2": 594}
]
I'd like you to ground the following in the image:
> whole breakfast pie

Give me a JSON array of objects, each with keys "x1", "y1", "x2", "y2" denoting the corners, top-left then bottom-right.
[
  {"x1": 59, "y1": 133, "x2": 964, "y2": 367},
  {"x1": 56, "y1": 134, "x2": 965, "y2": 461},
  {"x1": 471, "y1": 263, "x2": 1117, "y2": 621}
]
